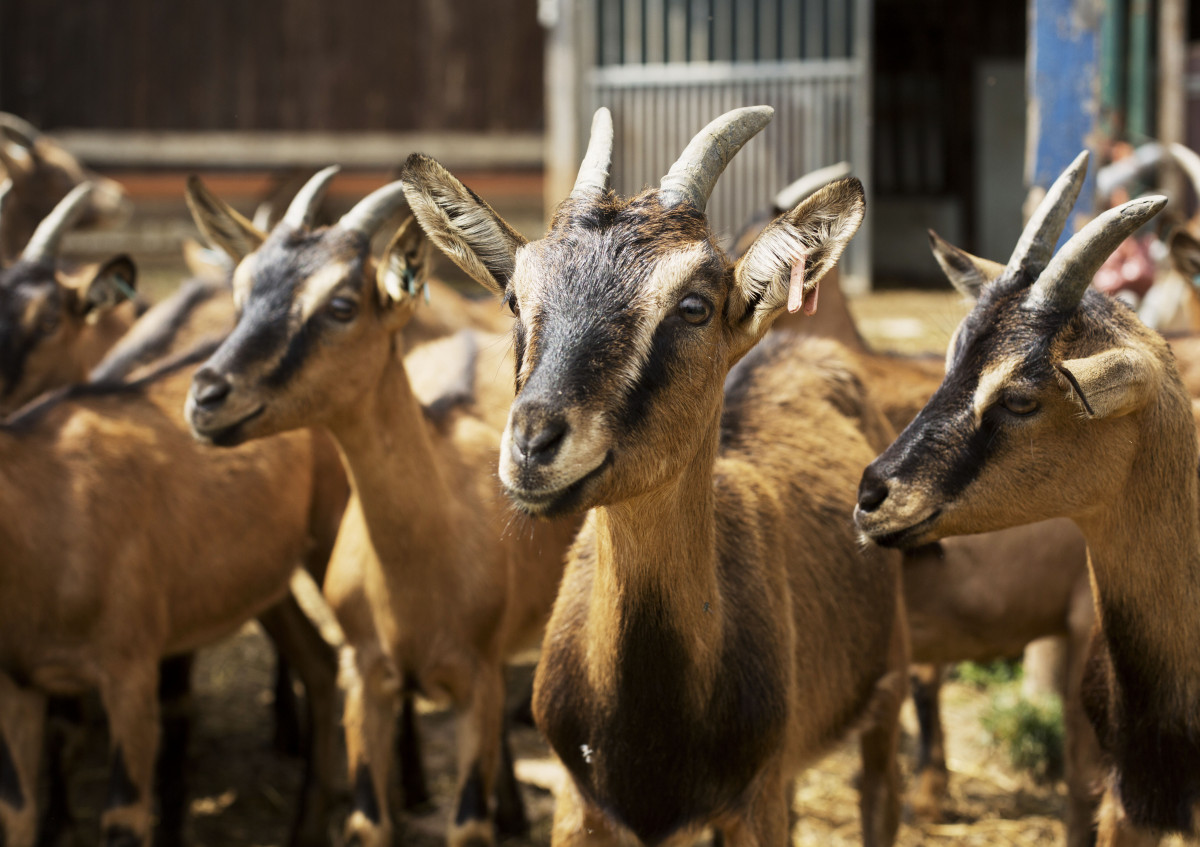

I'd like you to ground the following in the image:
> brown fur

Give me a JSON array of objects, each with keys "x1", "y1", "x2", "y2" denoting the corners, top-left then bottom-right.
[
  {"x1": 0, "y1": 116, "x2": 128, "y2": 263},
  {"x1": 767, "y1": 230, "x2": 1103, "y2": 839},
  {"x1": 184, "y1": 191, "x2": 577, "y2": 847},
  {"x1": 402, "y1": 148, "x2": 907, "y2": 847},
  {"x1": 0, "y1": 361, "x2": 342, "y2": 847},
  {"x1": 859, "y1": 215, "x2": 1200, "y2": 844}
]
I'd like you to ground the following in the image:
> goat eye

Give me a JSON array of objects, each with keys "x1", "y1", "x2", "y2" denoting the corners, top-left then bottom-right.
[
  {"x1": 999, "y1": 393, "x2": 1038, "y2": 416},
  {"x1": 326, "y1": 296, "x2": 358, "y2": 322},
  {"x1": 505, "y1": 294, "x2": 520, "y2": 318},
  {"x1": 678, "y1": 294, "x2": 712, "y2": 325},
  {"x1": 39, "y1": 313, "x2": 60, "y2": 334}
]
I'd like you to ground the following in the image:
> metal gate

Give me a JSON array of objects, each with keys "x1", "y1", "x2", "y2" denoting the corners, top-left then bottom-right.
[{"x1": 545, "y1": 0, "x2": 874, "y2": 291}]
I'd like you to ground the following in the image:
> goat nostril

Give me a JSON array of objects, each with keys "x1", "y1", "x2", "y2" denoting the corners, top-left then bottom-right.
[
  {"x1": 514, "y1": 416, "x2": 568, "y2": 465},
  {"x1": 192, "y1": 370, "x2": 232, "y2": 409},
  {"x1": 857, "y1": 469, "x2": 890, "y2": 513}
]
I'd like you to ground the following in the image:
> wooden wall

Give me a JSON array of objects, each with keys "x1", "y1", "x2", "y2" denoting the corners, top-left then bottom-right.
[{"x1": 0, "y1": 0, "x2": 545, "y2": 133}]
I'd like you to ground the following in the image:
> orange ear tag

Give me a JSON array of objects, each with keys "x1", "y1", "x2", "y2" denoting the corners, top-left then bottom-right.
[{"x1": 787, "y1": 253, "x2": 819, "y2": 315}]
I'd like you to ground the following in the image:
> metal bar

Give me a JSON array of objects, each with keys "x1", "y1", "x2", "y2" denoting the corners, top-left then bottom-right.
[{"x1": 592, "y1": 58, "x2": 858, "y2": 84}]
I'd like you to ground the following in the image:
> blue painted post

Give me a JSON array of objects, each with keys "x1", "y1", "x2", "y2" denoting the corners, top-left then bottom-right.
[{"x1": 1027, "y1": 0, "x2": 1103, "y2": 244}]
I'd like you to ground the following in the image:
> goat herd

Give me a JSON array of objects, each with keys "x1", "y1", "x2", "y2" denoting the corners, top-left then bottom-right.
[{"x1": 0, "y1": 103, "x2": 1196, "y2": 847}]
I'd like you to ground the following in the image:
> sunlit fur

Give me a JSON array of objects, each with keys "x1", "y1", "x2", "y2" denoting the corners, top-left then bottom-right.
[
  {"x1": 0, "y1": 357, "x2": 343, "y2": 847},
  {"x1": 859, "y1": 260, "x2": 1200, "y2": 841},
  {"x1": 186, "y1": 204, "x2": 578, "y2": 847},
  {"x1": 404, "y1": 147, "x2": 908, "y2": 847}
]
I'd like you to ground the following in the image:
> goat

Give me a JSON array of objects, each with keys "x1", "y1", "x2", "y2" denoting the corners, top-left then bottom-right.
[
  {"x1": 854, "y1": 151, "x2": 1200, "y2": 845},
  {"x1": 400, "y1": 105, "x2": 908, "y2": 847},
  {"x1": 731, "y1": 183, "x2": 1104, "y2": 840},
  {"x1": 0, "y1": 113, "x2": 128, "y2": 263},
  {"x1": 0, "y1": 344, "x2": 346, "y2": 847},
  {"x1": 183, "y1": 172, "x2": 578, "y2": 847},
  {"x1": 0, "y1": 183, "x2": 142, "y2": 413}
]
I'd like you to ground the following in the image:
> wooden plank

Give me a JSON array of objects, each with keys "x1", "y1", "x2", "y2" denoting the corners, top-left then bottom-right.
[{"x1": 50, "y1": 130, "x2": 545, "y2": 170}]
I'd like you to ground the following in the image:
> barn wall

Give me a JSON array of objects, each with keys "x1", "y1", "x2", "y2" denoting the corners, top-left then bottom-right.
[{"x1": 0, "y1": 0, "x2": 545, "y2": 133}]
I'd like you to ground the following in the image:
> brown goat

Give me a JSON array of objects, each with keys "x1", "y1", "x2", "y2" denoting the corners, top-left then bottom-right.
[
  {"x1": 0, "y1": 113, "x2": 129, "y2": 262},
  {"x1": 0, "y1": 183, "x2": 142, "y2": 413},
  {"x1": 736, "y1": 193, "x2": 1105, "y2": 840},
  {"x1": 0, "y1": 349, "x2": 345, "y2": 847},
  {"x1": 855, "y1": 152, "x2": 1200, "y2": 845},
  {"x1": 401, "y1": 106, "x2": 908, "y2": 847},
  {"x1": 183, "y1": 173, "x2": 577, "y2": 847}
]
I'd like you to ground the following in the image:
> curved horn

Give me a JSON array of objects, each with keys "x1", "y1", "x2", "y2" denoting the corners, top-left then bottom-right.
[
  {"x1": 0, "y1": 113, "x2": 41, "y2": 148},
  {"x1": 337, "y1": 181, "x2": 409, "y2": 238},
  {"x1": 21, "y1": 182, "x2": 94, "y2": 263},
  {"x1": 1024, "y1": 194, "x2": 1167, "y2": 312},
  {"x1": 282, "y1": 165, "x2": 340, "y2": 231},
  {"x1": 1170, "y1": 142, "x2": 1200, "y2": 204},
  {"x1": 1006, "y1": 150, "x2": 1090, "y2": 278},
  {"x1": 773, "y1": 161, "x2": 852, "y2": 212},
  {"x1": 659, "y1": 106, "x2": 774, "y2": 211},
  {"x1": 570, "y1": 107, "x2": 614, "y2": 200}
]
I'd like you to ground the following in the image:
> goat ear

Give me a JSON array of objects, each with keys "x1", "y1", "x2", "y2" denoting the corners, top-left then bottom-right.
[
  {"x1": 1168, "y1": 228, "x2": 1200, "y2": 279},
  {"x1": 928, "y1": 230, "x2": 1005, "y2": 299},
  {"x1": 375, "y1": 215, "x2": 429, "y2": 330},
  {"x1": 184, "y1": 175, "x2": 266, "y2": 263},
  {"x1": 400, "y1": 153, "x2": 526, "y2": 297},
  {"x1": 1056, "y1": 347, "x2": 1159, "y2": 419},
  {"x1": 66, "y1": 254, "x2": 137, "y2": 315},
  {"x1": 730, "y1": 177, "x2": 865, "y2": 344}
]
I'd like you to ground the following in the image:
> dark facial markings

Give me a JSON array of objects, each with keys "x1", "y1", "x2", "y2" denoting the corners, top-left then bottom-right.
[
  {"x1": 208, "y1": 228, "x2": 368, "y2": 389},
  {"x1": 514, "y1": 194, "x2": 725, "y2": 435},
  {"x1": 0, "y1": 261, "x2": 61, "y2": 398}
]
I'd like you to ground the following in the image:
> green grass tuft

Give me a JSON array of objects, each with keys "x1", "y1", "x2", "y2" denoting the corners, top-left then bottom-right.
[{"x1": 980, "y1": 689, "x2": 1065, "y2": 782}]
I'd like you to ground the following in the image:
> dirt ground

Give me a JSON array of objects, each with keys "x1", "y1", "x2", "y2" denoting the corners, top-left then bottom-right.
[{"x1": 38, "y1": 284, "x2": 1149, "y2": 847}]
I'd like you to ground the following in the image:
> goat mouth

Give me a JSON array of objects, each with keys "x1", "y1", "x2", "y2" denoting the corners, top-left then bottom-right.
[
  {"x1": 505, "y1": 451, "x2": 613, "y2": 518},
  {"x1": 192, "y1": 405, "x2": 266, "y2": 447},
  {"x1": 858, "y1": 508, "x2": 943, "y2": 549}
]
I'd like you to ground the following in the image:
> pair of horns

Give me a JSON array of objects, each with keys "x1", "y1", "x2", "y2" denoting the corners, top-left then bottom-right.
[
  {"x1": 280, "y1": 165, "x2": 409, "y2": 238},
  {"x1": 1006, "y1": 151, "x2": 1166, "y2": 312},
  {"x1": 570, "y1": 105, "x2": 775, "y2": 211}
]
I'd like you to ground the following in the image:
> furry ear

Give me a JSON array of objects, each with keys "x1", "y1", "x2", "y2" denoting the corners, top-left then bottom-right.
[
  {"x1": 1168, "y1": 228, "x2": 1200, "y2": 279},
  {"x1": 376, "y1": 215, "x2": 430, "y2": 330},
  {"x1": 928, "y1": 230, "x2": 1005, "y2": 299},
  {"x1": 1056, "y1": 347, "x2": 1159, "y2": 419},
  {"x1": 400, "y1": 153, "x2": 527, "y2": 297},
  {"x1": 184, "y1": 175, "x2": 266, "y2": 262},
  {"x1": 64, "y1": 254, "x2": 137, "y2": 315},
  {"x1": 730, "y1": 177, "x2": 865, "y2": 344}
]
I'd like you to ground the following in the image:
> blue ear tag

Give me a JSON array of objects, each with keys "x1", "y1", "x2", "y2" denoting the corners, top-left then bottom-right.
[{"x1": 112, "y1": 277, "x2": 138, "y2": 302}]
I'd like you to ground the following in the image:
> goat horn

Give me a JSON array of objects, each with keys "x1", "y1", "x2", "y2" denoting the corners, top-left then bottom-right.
[
  {"x1": 773, "y1": 162, "x2": 852, "y2": 212},
  {"x1": 0, "y1": 113, "x2": 40, "y2": 148},
  {"x1": 1006, "y1": 150, "x2": 1089, "y2": 279},
  {"x1": 659, "y1": 106, "x2": 774, "y2": 211},
  {"x1": 570, "y1": 107, "x2": 614, "y2": 200},
  {"x1": 282, "y1": 165, "x2": 340, "y2": 231},
  {"x1": 337, "y1": 181, "x2": 409, "y2": 238},
  {"x1": 21, "y1": 182, "x2": 94, "y2": 263},
  {"x1": 1024, "y1": 194, "x2": 1167, "y2": 312},
  {"x1": 1170, "y1": 142, "x2": 1200, "y2": 205}
]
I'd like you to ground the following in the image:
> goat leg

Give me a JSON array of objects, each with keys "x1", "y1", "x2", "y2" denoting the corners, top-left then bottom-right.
[
  {"x1": 449, "y1": 665, "x2": 507, "y2": 847},
  {"x1": 909, "y1": 663, "x2": 948, "y2": 822},
  {"x1": 258, "y1": 594, "x2": 339, "y2": 847},
  {"x1": 97, "y1": 662, "x2": 158, "y2": 847},
  {"x1": 0, "y1": 672, "x2": 45, "y2": 847},
  {"x1": 342, "y1": 641, "x2": 400, "y2": 847},
  {"x1": 492, "y1": 714, "x2": 527, "y2": 838}
]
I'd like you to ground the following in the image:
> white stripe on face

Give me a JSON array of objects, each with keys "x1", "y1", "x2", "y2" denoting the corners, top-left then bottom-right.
[
  {"x1": 296, "y1": 261, "x2": 354, "y2": 323},
  {"x1": 972, "y1": 356, "x2": 1021, "y2": 424}
]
